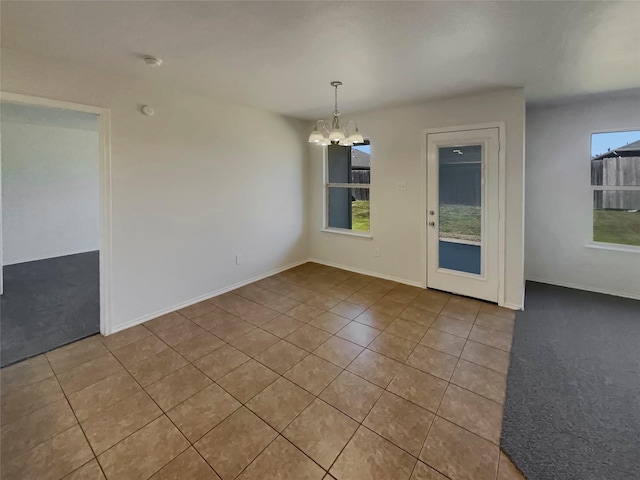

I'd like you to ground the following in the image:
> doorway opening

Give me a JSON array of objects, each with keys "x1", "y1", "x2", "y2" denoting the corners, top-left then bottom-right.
[{"x1": 0, "y1": 94, "x2": 112, "y2": 366}]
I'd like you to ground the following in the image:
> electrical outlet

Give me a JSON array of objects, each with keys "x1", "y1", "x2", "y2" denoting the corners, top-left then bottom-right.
[
  {"x1": 397, "y1": 181, "x2": 407, "y2": 191},
  {"x1": 236, "y1": 254, "x2": 242, "y2": 265},
  {"x1": 373, "y1": 247, "x2": 381, "y2": 257}
]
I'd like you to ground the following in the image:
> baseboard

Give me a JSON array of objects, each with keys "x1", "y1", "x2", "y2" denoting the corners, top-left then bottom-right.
[
  {"x1": 503, "y1": 302, "x2": 523, "y2": 311},
  {"x1": 308, "y1": 257, "x2": 424, "y2": 288},
  {"x1": 108, "y1": 258, "x2": 310, "y2": 335},
  {"x1": 4, "y1": 248, "x2": 99, "y2": 266},
  {"x1": 526, "y1": 277, "x2": 640, "y2": 301}
]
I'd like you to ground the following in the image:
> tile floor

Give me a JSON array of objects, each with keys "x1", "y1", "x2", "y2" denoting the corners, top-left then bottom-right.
[{"x1": 0, "y1": 262, "x2": 526, "y2": 480}]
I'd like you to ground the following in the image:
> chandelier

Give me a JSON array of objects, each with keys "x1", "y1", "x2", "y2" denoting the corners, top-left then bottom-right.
[{"x1": 308, "y1": 81, "x2": 364, "y2": 147}]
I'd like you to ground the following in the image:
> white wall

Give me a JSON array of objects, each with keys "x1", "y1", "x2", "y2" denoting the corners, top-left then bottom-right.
[
  {"x1": 308, "y1": 89, "x2": 526, "y2": 309},
  {"x1": 1, "y1": 48, "x2": 309, "y2": 332},
  {"x1": 525, "y1": 93, "x2": 640, "y2": 299},
  {"x1": 1, "y1": 103, "x2": 100, "y2": 265}
]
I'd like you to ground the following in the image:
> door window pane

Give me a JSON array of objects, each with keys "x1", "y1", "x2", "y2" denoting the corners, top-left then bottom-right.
[{"x1": 438, "y1": 145, "x2": 482, "y2": 274}]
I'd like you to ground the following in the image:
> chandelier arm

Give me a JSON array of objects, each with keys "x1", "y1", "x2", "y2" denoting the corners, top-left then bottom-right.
[
  {"x1": 343, "y1": 119, "x2": 357, "y2": 134},
  {"x1": 315, "y1": 119, "x2": 330, "y2": 134}
]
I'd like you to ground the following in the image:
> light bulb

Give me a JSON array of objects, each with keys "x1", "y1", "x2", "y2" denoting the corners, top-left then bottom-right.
[
  {"x1": 349, "y1": 132, "x2": 364, "y2": 144},
  {"x1": 329, "y1": 129, "x2": 346, "y2": 142},
  {"x1": 308, "y1": 129, "x2": 324, "y2": 144},
  {"x1": 349, "y1": 124, "x2": 364, "y2": 144}
]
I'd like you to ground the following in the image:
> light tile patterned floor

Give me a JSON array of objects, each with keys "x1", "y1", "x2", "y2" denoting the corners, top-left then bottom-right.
[{"x1": 0, "y1": 262, "x2": 526, "y2": 480}]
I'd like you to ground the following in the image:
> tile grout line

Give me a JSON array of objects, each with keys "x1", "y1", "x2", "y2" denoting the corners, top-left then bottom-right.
[
  {"x1": 425, "y1": 304, "x2": 503, "y2": 480},
  {"x1": 163, "y1": 310, "x2": 333, "y2": 477},
  {"x1": 406, "y1": 296, "x2": 484, "y2": 480},
  {"x1": 127, "y1": 318, "x2": 259, "y2": 480},
  {"x1": 0, "y1": 340, "x2": 116, "y2": 466},
  {"x1": 282, "y1": 287, "x2": 506, "y2": 457},
  {"x1": 200, "y1": 281, "x2": 359, "y2": 477},
  {"x1": 479, "y1": 288, "x2": 503, "y2": 480},
  {"x1": 42, "y1": 350, "x2": 111, "y2": 480},
  {"x1": 400, "y1": 297, "x2": 455, "y2": 478},
  {"x1": 207, "y1": 285, "x2": 394, "y2": 476},
  {"x1": 255, "y1": 268, "x2": 510, "y2": 476},
  {"x1": 133, "y1": 303, "x2": 507, "y2": 412},
  {"x1": 207, "y1": 310, "x2": 356, "y2": 476},
  {"x1": 254, "y1": 272, "x2": 504, "y2": 475},
  {"x1": 274, "y1": 293, "x2": 436, "y2": 475},
  {"x1": 96, "y1": 330, "x2": 214, "y2": 480}
]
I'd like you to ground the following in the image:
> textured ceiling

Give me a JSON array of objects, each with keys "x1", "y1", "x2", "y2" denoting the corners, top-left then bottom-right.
[{"x1": 2, "y1": 1, "x2": 639, "y2": 119}]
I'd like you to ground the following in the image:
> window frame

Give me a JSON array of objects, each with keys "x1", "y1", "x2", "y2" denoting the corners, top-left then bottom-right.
[
  {"x1": 589, "y1": 128, "x2": 640, "y2": 251},
  {"x1": 322, "y1": 141, "x2": 372, "y2": 238}
]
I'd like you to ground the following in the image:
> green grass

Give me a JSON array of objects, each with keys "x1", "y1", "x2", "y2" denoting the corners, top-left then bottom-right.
[
  {"x1": 593, "y1": 210, "x2": 640, "y2": 246},
  {"x1": 352, "y1": 200, "x2": 370, "y2": 232},
  {"x1": 439, "y1": 204, "x2": 481, "y2": 242}
]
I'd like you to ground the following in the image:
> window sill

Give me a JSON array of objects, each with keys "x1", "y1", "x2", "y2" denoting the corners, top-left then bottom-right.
[
  {"x1": 321, "y1": 228, "x2": 372, "y2": 239},
  {"x1": 586, "y1": 242, "x2": 640, "y2": 254}
]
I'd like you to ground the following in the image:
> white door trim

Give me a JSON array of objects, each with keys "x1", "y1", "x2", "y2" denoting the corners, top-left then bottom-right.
[
  {"x1": 0, "y1": 91, "x2": 114, "y2": 335},
  {"x1": 421, "y1": 121, "x2": 506, "y2": 306}
]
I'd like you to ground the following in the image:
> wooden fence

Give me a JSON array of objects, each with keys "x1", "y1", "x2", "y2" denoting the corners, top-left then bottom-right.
[
  {"x1": 594, "y1": 190, "x2": 640, "y2": 210},
  {"x1": 439, "y1": 164, "x2": 481, "y2": 206},
  {"x1": 592, "y1": 156, "x2": 640, "y2": 209},
  {"x1": 592, "y1": 156, "x2": 640, "y2": 186},
  {"x1": 351, "y1": 169, "x2": 370, "y2": 200}
]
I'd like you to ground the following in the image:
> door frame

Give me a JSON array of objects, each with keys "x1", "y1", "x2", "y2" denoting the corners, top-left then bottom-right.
[
  {"x1": 0, "y1": 91, "x2": 113, "y2": 335},
  {"x1": 421, "y1": 121, "x2": 507, "y2": 306}
]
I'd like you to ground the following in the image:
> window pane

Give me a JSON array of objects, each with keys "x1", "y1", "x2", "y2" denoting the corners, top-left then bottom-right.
[
  {"x1": 328, "y1": 145, "x2": 351, "y2": 183},
  {"x1": 327, "y1": 142, "x2": 370, "y2": 184},
  {"x1": 593, "y1": 190, "x2": 640, "y2": 246},
  {"x1": 438, "y1": 145, "x2": 482, "y2": 275},
  {"x1": 591, "y1": 131, "x2": 640, "y2": 186},
  {"x1": 328, "y1": 187, "x2": 370, "y2": 232},
  {"x1": 351, "y1": 144, "x2": 371, "y2": 185}
]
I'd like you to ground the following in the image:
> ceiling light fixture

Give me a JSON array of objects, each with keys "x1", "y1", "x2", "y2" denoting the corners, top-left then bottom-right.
[{"x1": 309, "y1": 81, "x2": 364, "y2": 147}]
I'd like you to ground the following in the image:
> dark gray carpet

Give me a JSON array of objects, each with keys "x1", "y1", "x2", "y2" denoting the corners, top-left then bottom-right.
[
  {"x1": 1, "y1": 251, "x2": 100, "y2": 367},
  {"x1": 502, "y1": 281, "x2": 640, "y2": 480}
]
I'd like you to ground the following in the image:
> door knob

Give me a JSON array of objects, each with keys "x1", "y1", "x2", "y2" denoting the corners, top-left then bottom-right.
[{"x1": 428, "y1": 221, "x2": 435, "y2": 227}]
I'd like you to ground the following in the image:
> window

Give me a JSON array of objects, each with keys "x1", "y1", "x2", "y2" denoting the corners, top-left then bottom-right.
[
  {"x1": 325, "y1": 141, "x2": 370, "y2": 233},
  {"x1": 591, "y1": 130, "x2": 640, "y2": 247}
]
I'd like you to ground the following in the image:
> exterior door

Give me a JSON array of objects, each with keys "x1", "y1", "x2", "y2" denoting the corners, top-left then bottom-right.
[{"x1": 427, "y1": 128, "x2": 500, "y2": 302}]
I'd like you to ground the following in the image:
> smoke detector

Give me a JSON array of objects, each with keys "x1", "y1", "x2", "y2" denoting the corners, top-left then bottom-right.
[
  {"x1": 141, "y1": 105, "x2": 155, "y2": 116},
  {"x1": 144, "y1": 56, "x2": 163, "y2": 67}
]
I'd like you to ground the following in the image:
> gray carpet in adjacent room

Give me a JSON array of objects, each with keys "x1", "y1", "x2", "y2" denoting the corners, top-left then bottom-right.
[
  {"x1": 502, "y1": 282, "x2": 640, "y2": 480},
  {"x1": 1, "y1": 251, "x2": 100, "y2": 367}
]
